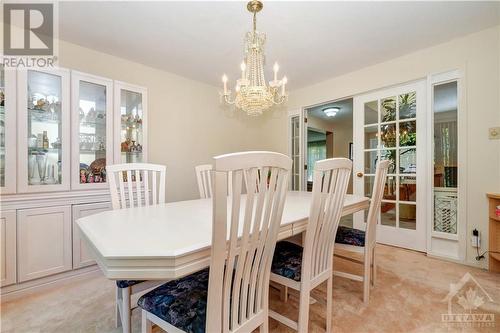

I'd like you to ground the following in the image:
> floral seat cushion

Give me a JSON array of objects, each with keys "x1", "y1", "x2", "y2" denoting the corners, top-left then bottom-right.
[
  {"x1": 271, "y1": 241, "x2": 303, "y2": 282},
  {"x1": 335, "y1": 226, "x2": 365, "y2": 247},
  {"x1": 138, "y1": 268, "x2": 209, "y2": 333},
  {"x1": 116, "y1": 280, "x2": 145, "y2": 288}
]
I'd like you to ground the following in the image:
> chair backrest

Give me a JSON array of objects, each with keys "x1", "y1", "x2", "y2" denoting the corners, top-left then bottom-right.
[
  {"x1": 302, "y1": 158, "x2": 352, "y2": 282},
  {"x1": 365, "y1": 160, "x2": 390, "y2": 248},
  {"x1": 195, "y1": 164, "x2": 213, "y2": 199},
  {"x1": 107, "y1": 163, "x2": 166, "y2": 210},
  {"x1": 195, "y1": 164, "x2": 235, "y2": 199},
  {"x1": 206, "y1": 151, "x2": 292, "y2": 333}
]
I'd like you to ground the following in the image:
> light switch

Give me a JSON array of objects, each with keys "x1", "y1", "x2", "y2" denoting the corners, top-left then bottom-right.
[{"x1": 489, "y1": 127, "x2": 500, "y2": 140}]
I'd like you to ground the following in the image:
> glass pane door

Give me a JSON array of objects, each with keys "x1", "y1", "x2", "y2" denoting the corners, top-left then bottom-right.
[
  {"x1": 290, "y1": 115, "x2": 300, "y2": 190},
  {"x1": 354, "y1": 81, "x2": 426, "y2": 251},
  {"x1": 0, "y1": 64, "x2": 15, "y2": 193},
  {"x1": 0, "y1": 65, "x2": 6, "y2": 189},
  {"x1": 26, "y1": 71, "x2": 63, "y2": 187},
  {"x1": 72, "y1": 72, "x2": 113, "y2": 189},
  {"x1": 77, "y1": 81, "x2": 108, "y2": 185},
  {"x1": 119, "y1": 89, "x2": 144, "y2": 163}
]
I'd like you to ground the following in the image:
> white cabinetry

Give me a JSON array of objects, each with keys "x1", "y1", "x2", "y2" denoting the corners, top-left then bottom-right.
[
  {"x1": 72, "y1": 202, "x2": 111, "y2": 268},
  {"x1": 114, "y1": 81, "x2": 148, "y2": 163},
  {"x1": 71, "y1": 71, "x2": 113, "y2": 190},
  {"x1": 0, "y1": 211, "x2": 16, "y2": 287},
  {"x1": 1, "y1": 67, "x2": 148, "y2": 297},
  {"x1": 1, "y1": 65, "x2": 17, "y2": 194},
  {"x1": 17, "y1": 206, "x2": 72, "y2": 282},
  {"x1": 17, "y1": 68, "x2": 71, "y2": 193}
]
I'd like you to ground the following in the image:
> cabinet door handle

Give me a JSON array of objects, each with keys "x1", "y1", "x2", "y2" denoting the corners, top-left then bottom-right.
[{"x1": 356, "y1": 172, "x2": 364, "y2": 178}]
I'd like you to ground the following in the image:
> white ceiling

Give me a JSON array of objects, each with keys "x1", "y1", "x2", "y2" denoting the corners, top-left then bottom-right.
[
  {"x1": 59, "y1": 1, "x2": 500, "y2": 89},
  {"x1": 307, "y1": 98, "x2": 353, "y2": 122}
]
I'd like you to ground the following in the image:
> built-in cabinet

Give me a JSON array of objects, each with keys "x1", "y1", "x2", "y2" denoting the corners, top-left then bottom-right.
[
  {"x1": 114, "y1": 81, "x2": 148, "y2": 164},
  {"x1": 71, "y1": 72, "x2": 114, "y2": 190},
  {"x1": 17, "y1": 206, "x2": 72, "y2": 282},
  {"x1": 17, "y1": 68, "x2": 71, "y2": 193},
  {"x1": 72, "y1": 202, "x2": 111, "y2": 268},
  {"x1": 0, "y1": 211, "x2": 16, "y2": 287},
  {"x1": 0, "y1": 65, "x2": 148, "y2": 297},
  {"x1": 0, "y1": 65, "x2": 17, "y2": 195}
]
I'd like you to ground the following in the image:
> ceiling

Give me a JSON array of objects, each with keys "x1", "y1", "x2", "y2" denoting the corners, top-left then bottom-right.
[
  {"x1": 307, "y1": 98, "x2": 353, "y2": 123},
  {"x1": 59, "y1": 1, "x2": 500, "y2": 89}
]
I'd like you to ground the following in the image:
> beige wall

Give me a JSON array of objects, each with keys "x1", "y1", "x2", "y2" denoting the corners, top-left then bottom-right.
[
  {"x1": 284, "y1": 26, "x2": 500, "y2": 268},
  {"x1": 58, "y1": 40, "x2": 286, "y2": 202}
]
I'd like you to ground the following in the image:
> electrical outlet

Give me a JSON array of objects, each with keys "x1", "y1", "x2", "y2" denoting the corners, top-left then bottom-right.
[
  {"x1": 471, "y1": 229, "x2": 480, "y2": 248},
  {"x1": 471, "y1": 235, "x2": 480, "y2": 247},
  {"x1": 489, "y1": 127, "x2": 500, "y2": 140}
]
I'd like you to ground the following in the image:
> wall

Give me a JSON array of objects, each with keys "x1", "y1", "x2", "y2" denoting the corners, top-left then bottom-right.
[
  {"x1": 284, "y1": 26, "x2": 500, "y2": 268},
  {"x1": 58, "y1": 40, "x2": 286, "y2": 202}
]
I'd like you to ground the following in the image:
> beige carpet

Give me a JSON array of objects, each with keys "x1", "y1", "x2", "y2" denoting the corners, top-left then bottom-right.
[{"x1": 1, "y1": 245, "x2": 499, "y2": 333}]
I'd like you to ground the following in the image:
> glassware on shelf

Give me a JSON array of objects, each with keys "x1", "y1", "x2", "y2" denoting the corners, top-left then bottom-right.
[
  {"x1": 78, "y1": 80, "x2": 108, "y2": 184},
  {"x1": 120, "y1": 89, "x2": 144, "y2": 163},
  {"x1": 36, "y1": 153, "x2": 47, "y2": 184},
  {"x1": 26, "y1": 70, "x2": 63, "y2": 187},
  {"x1": 28, "y1": 154, "x2": 37, "y2": 184}
]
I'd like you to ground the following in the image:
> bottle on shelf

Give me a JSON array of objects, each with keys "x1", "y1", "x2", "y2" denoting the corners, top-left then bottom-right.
[{"x1": 43, "y1": 131, "x2": 49, "y2": 149}]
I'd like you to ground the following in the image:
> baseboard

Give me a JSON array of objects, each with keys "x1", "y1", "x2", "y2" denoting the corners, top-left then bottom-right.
[{"x1": 1, "y1": 266, "x2": 101, "y2": 303}]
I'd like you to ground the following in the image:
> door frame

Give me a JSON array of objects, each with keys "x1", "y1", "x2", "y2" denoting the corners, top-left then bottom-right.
[
  {"x1": 353, "y1": 79, "x2": 427, "y2": 252},
  {"x1": 426, "y1": 69, "x2": 466, "y2": 261}
]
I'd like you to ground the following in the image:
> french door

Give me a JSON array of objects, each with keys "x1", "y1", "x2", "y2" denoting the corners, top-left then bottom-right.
[{"x1": 353, "y1": 80, "x2": 426, "y2": 251}]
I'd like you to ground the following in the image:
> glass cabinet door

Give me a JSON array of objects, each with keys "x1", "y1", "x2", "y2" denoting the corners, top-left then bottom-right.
[
  {"x1": 114, "y1": 82, "x2": 147, "y2": 164},
  {"x1": 71, "y1": 72, "x2": 113, "y2": 189},
  {"x1": 17, "y1": 68, "x2": 70, "y2": 192},
  {"x1": 0, "y1": 65, "x2": 17, "y2": 194}
]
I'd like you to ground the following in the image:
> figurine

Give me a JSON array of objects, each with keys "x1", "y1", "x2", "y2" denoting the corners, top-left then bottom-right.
[{"x1": 80, "y1": 169, "x2": 87, "y2": 183}]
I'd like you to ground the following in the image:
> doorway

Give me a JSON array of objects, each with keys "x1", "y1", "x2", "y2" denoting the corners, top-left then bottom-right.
[
  {"x1": 353, "y1": 80, "x2": 426, "y2": 251},
  {"x1": 304, "y1": 98, "x2": 354, "y2": 192}
]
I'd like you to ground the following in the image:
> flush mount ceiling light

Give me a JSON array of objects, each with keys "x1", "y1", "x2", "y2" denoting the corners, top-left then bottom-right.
[
  {"x1": 220, "y1": 0, "x2": 288, "y2": 116},
  {"x1": 323, "y1": 107, "x2": 340, "y2": 117}
]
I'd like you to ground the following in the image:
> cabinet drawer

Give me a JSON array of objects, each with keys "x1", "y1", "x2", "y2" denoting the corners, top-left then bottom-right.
[
  {"x1": 17, "y1": 206, "x2": 72, "y2": 282},
  {"x1": 0, "y1": 211, "x2": 17, "y2": 287},
  {"x1": 72, "y1": 202, "x2": 111, "y2": 268}
]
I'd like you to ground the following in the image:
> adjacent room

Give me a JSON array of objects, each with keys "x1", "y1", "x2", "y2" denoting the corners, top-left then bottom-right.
[{"x1": 1, "y1": 1, "x2": 499, "y2": 333}]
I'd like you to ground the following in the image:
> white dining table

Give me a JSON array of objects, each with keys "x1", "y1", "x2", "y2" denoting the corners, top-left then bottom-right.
[{"x1": 77, "y1": 191, "x2": 369, "y2": 281}]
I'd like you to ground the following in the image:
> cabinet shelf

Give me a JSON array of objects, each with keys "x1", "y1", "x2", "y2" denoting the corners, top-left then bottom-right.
[
  {"x1": 79, "y1": 149, "x2": 106, "y2": 155},
  {"x1": 28, "y1": 147, "x2": 61, "y2": 154},
  {"x1": 490, "y1": 215, "x2": 500, "y2": 222}
]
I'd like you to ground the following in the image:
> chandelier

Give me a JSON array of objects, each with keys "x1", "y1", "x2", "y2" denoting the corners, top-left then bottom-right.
[{"x1": 221, "y1": 0, "x2": 288, "y2": 116}]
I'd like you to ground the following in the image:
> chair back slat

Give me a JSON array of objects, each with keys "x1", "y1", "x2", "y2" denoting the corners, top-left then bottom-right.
[
  {"x1": 107, "y1": 163, "x2": 166, "y2": 210},
  {"x1": 206, "y1": 151, "x2": 292, "y2": 333},
  {"x1": 365, "y1": 160, "x2": 390, "y2": 247},
  {"x1": 195, "y1": 164, "x2": 213, "y2": 199},
  {"x1": 303, "y1": 158, "x2": 352, "y2": 281},
  {"x1": 143, "y1": 169, "x2": 150, "y2": 206}
]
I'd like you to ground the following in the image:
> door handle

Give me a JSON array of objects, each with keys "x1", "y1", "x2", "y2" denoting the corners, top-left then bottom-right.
[{"x1": 356, "y1": 172, "x2": 364, "y2": 178}]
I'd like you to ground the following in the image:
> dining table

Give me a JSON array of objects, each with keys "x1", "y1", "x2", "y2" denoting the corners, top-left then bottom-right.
[{"x1": 77, "y1": 191, "x2": 369, "y2": 281}]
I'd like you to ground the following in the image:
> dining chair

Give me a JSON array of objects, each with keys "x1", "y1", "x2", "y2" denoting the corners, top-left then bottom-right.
[
  {"x1": 107, "y1": 162, "x2": 166, "y2": 333},
  {"x1": 138, "y1": 151, "x2": 292, "y2": 333},
  {"x1": 333, "y1": 159, "x2": 390, "y2": 304},
  {"x1": 269, "y1": 158, "x2": 352, "y2": 333},
  {"x1": 195, "y1": 163, "x2": 237, "y2": 198},
  {"x1": 195, "y1": 164, "x2": 213, "y2": 198}
]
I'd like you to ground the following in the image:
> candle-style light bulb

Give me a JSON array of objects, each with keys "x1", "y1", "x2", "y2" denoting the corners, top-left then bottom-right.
[
  {"x1": 222, "y1": 74, "x2": 228, "y2": 94},
  {"x1": 273, "y1": 62, "x2": 279, "y2": 81},
  {"x1": 281, "y1": 76, "x2": 287, "y2": 95},
  {"x1": 240, "y1": 62, "x2": 246, "y2": 79}
]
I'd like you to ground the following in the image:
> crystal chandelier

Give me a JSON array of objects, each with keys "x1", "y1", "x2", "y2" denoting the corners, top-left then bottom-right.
[{"x1": 221, "y1": 0, "x2": 288, "y2": 116}]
